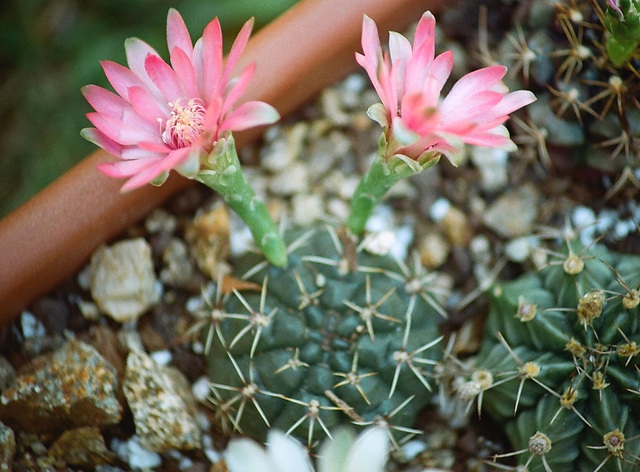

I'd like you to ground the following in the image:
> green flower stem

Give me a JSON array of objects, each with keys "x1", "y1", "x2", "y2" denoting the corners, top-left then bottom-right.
[
  {"x1": 346, "y1": 140, "x2": 439, "y2": 237},
  {"x1": 196, "y1": 135, "x2": 288, "y2": 268}
]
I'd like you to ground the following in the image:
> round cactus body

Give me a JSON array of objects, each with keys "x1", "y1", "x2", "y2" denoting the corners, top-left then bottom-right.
[
  {"x1": 477, "y1": 240, "x2": 640, "y2": 472},
  {"x1": 203, "y1": 226, "x2": 445, "y2": 445}
]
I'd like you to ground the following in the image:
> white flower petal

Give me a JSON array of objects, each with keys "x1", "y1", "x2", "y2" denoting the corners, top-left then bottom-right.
[
  {"x1": 225, "y1": 438, "x2": 276, "y2": 472},
  {"x1": 317, "y1": 428, "x2": 356, "y2": 472},
  {"x1": 266, "y1": 431, "x2": 314, "y2": 472},
  {"x1": 342, "y1": 427, "x2": 390, "y2": 472}
]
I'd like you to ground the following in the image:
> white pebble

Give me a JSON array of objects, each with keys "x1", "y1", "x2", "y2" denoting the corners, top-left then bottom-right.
[
  {"x1": 111, "y1": 436, "x2": 162, "y2": 470},
  {"x1": 192, "y1": 376, "x2": 211, "y2": 402},
  {"x1": 430, "y1": 198, "x2": 452, "y2": 223},
  {"x1": 505, "y1": 236, "x2": 538, "y2": 263},
  {"x1": 292, "y1": 193, "x2": 325, "y2": 226},
  {"x1": 470, "y1": 147, "x2": 509, "y2": 192},
  {"x1": 572, "y1": 205, "x2": 597, "y2": 245},
  {"x1": 89, "y1": 238, "x2": 160, "y2": 324},
  {"x1": 361, "y1": 231, "x2": 396, "y2": 256},
  {"x1": 400, "y1": 439, "x2": 427, "y2": 461},
  {"x1": 150, "y1": 350, "x2": 172, "y2": 366},
  {"x1": 392, "y1": 225, "x2": 414, "y2": 261},
  {"x1": 20, "y1": 311, "x2": 45, "y2": 339}
]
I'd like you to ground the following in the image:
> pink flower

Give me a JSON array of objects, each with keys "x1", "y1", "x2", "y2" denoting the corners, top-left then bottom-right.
[
  {"x1": 82, "y1": 9, "x2": 279, "y2": 191},
  {"x1": 356, "y1": 12, "x2": 536, "y2": 165}
]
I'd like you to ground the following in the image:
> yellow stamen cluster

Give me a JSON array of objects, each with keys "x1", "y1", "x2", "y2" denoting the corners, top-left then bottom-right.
[
  {"x1": 577, "y1": 290, "x2": 605, "y2": 326},
  {"x1": 162, "y1": 97, "x2": 207, "y2": 149}
]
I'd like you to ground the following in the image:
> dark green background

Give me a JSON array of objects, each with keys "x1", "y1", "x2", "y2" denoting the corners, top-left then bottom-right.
[{"x1": 0, "y1": 0, "x2": 298, "y2": 217}]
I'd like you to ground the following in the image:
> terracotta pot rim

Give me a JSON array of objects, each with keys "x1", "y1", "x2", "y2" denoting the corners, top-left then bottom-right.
[{"x1": 0, "y1": 0, "x2": 446, "y2": 327}]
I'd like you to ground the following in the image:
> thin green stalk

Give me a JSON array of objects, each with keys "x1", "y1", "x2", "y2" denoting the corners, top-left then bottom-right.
[
  {"x1": 346, "y1": 137, "x2": 440, "y2": 237},
  {"x1": 196, "y1": 135, "x2": 287, "y2": 267}
]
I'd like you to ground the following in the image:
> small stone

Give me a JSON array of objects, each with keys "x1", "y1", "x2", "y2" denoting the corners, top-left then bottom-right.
[
  {"x1": 0, "y1": 422, "x2": 15, "y2": 471},
  {"x1": 48, "y1": 426, "x2": 115, "y2": 468},
  {"x1": 111, "y1": 436, "x2": 162, "y2": 470},
  {"x1": 77, "y1": 300, "x2": 101, "y2": 321},
  {"x1": 160, "y1": 238, "x2": 195, "y2": 288},
  {"x1": 145, "y1": 208, "x2": 178, "y2": 234},
  {"x1": 150, "y1": 350, "x2": 172, "y2": 366},
  {"x1": 89, "y1": 238, "x2": 161, "y2": 324},
  {"x1": 430, "y1": 198, "x2": 452, "y2": 223},
  {"x1": 186, "y1": 204, "x2": 231, "y2": 280},
  {"x1": 470, "y1": 147, "x2": 509, "y2": 192},
  {"x1": 20, "y1": 311, "x2": 46, "y2": 339},
  {"x1": 0, "y1": 356, "x2": 16, "y2": 392},
  {"x1": 418, "y1": 233, "x2": 451, "y2": 269},
  {"x1": 191, "y1": 376, "x2": 210, "y2": 402},
  {"x1": 442, "y1": 206, "x2": 473, "y2": 247},
  {"x1": 261, "y1": 122, "x2": 307, "y2": 172},
  {"x1": 361, "y1": 230, "x2": 396, "y2": 256},
  {"x1": 505, "y1": 236, "x2": 540, "y2": 263},
  {"x1": 291, "y1": 193, "x2": 325, "y2": 226},
  {"x1": 0, "y1": 340, "x2": 121, "y2": 433},
  {"x1": 321, "y1": 88, "x2": 352, "y2": 126},
  {"x1": 308, "y1": 131, "x2": 352, "y2": 176},
  {"x1": 482, "y1": 184, "x2": 540, "y2": 238},
  {"x1": 268, "y1": 162, "x2": 309, "y2": 196},
  {"x1": 123, "y1": 350, "x2": 202, "y2": 452}
]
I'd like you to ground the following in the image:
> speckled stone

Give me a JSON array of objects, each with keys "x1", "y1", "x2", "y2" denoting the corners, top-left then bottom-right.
[
  {"x1": 48, "y1": 426, "x2": 115, "y2": 468},
  {"x1": 185, "y1": 204, "x2": 231, "y2": 280},
  {"x1": 89, "y1": 238, "x2": 160, "y2": 323},
  {"x1": 0, "y1": 340, "x2": 121, "y2": 433},
  {"x1": 0, "y1": 421, "x2": 15, "y2": 471},
  {"x1": 0, "y1": 356, "x2": 16, "y2": 392},
  {"x1": 123, "y1": 350, "x2": 202, "y2": 452},
  {"x1": 482, "y1": 183, "x2": 540, "y2": 238}
]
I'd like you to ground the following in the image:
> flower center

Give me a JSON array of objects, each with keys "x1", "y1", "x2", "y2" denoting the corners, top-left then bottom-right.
[{"x1": 162, "y1": 98, "x2": 206, "y2": 149}]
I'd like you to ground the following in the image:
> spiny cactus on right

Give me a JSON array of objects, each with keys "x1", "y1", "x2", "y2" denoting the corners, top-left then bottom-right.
[
  {"x1": 472, "y1": 238, "x2": 640, "y2": 471},
  {"x1": 476, "y1": 0, "x2": 640, "y2": 198}
]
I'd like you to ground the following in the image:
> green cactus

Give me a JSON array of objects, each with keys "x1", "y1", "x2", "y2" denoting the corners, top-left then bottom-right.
[
  {"x1": 469, "y1": 0, "x2": 640, "y2": 198},
  {"x1": 474, "y1": 238, "x2": 640, "y2": 471},
  {"x1": 200, "y1": 226, "x2": 445, "y2": 446}
]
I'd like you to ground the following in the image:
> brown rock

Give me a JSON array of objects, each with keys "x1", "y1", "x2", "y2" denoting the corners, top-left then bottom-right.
[
  {"x1": 48, "y1": 426, "x2": 115, "y2": 468},
  {"x1": 123, "y1": 350, "x2": 201, "y2": 452},
  {"x1": 0, "y1": 340, "x2": 121, "y2": 433},
  {"x1": 0, "y1": 421, "x2": 15, "y2": 471}
]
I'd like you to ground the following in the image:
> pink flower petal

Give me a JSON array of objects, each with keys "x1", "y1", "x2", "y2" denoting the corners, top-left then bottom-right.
[
  {"x1": 221, "y1": 18, "x2": 254, "y2": 90},
  {"x1": 144, "y1": 54, "x2": 182, "y2": 101},
  {"x1": 202, "y1": 17, "x2": 223, "y2": 102},
  {"x1": 87, "y1": 112, "x2": 159, "y2": 145},
  {"x1": 167, "y1": 8, "x2": 193, "y2": 59},
  {"x1": 220, "y1": 101, "x2": 279, "y2": 133},
  {"x1": 120, "y1": 147, "x2": 190, "y2": 191},
  {"x1": 124, "y1": 38, "x2": 163, "y2": 94},
  {"x1": 101, "y1": 60, "x2": 149, "y2": 102},
  {"x1": 128, "y1": 85, "x2": 168, "y2": 123},
  {"x1": 97, "y1": 155, "x2": 160, "y2": 178},
  {"x1": 81, "y1": 127, "x2": 124, "y2": 157},
  {"x1": 170, "y1": 46, "x2": 199, "y2": 98},
  {"x1": 82, "y1": 85, "x2": 130, "y2": 117},
  {"x1": 221, "y1": 62, "x2": 255, "y2": 117}
]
